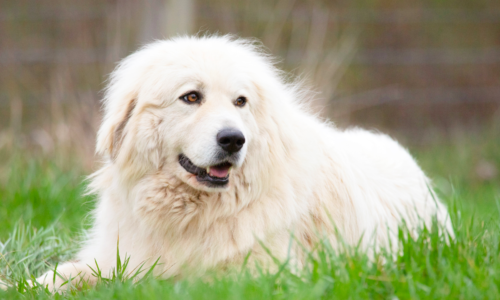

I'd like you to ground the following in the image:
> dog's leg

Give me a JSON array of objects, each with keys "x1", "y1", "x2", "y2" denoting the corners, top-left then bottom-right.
[
  {"x1": 33, "y1": 261, "x2": 97, "y2": 292},
  {"x1": 0, "y1": 262, "x2": 97, "y2": 292}
]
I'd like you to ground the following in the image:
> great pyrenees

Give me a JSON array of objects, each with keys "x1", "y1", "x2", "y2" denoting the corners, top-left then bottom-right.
[{"x1": 32, "y1": 35, "x2": 452, "y2": 290}]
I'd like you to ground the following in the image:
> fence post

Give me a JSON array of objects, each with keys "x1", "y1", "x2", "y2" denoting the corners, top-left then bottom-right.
[
  {"x1": 165, "y1": 0, "x2": 195, "y2": 37},
  {"x1": 139, "y1": 0, "x2": 195, "y2": 44}
]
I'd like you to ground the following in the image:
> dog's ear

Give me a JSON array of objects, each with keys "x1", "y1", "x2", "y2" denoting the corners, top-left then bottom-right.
[
  {"x1": 110, "y1": 98, "x2": 137, "y2": 159},
  {"x1": 96, "y1": 96, "x2": 137, "y2": 160}
]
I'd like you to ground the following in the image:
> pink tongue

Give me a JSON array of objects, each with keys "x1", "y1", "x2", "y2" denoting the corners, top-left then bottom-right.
[{"x1": 209, "y1": 166, "x2": 229, "y2": 178}]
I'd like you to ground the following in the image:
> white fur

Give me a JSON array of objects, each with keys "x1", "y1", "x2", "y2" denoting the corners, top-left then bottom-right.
[{"x1": 34, "y1": 35, "x2": 453, "y2": 290}]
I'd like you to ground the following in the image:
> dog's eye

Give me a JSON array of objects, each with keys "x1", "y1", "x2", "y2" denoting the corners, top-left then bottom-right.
[
  {"x1": 234, "y1": 97, "x2": 247, "y2": 107},
  {"x1": 180, "y1": 92, "x2": 201, "y2": 104}
]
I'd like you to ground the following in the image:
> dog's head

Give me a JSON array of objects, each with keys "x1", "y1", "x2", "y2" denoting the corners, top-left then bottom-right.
[{"x1": 96, "y1": 36, "x2": 289, "y2": 192}]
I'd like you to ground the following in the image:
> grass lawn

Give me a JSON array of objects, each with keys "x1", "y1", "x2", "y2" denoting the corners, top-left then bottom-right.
[{"x1": 0, "y1": 132, "x2": 499, "y2": 299}]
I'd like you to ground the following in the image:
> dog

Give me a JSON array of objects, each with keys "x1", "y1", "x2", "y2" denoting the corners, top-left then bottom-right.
[{"x1": 30, "y1": 35, "x2": 452, "y2": 290}]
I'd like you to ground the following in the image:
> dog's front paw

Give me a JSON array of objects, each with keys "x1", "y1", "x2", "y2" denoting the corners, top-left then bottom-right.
[
  {"x1": 33, "y1": 262, "x2": 96, "y2": 292},
  {"x1": 33, "y1": 271, "x2": 69, "y2": 292}
]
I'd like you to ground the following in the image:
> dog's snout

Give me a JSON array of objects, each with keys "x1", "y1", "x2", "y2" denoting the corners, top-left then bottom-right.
[{"x1": 217, "y1": 128, "x2": 245, "y2": 153}]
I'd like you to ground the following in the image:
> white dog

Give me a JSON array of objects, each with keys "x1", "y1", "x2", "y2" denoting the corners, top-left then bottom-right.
[{"x1": 32, "y1": 35, "x2": 452, "y2": 290}]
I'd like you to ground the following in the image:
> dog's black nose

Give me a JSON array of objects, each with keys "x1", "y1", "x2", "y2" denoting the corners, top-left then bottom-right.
[{"x1": 217, "y1": 128, "x2": 245, "y2": 153}]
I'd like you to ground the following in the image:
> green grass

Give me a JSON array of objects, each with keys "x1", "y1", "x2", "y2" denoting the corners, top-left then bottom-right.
[
  {"x1": 0, "y1": 156, "x2": 93, "y2": 240},
  {"x1": 0, "y1": 134, "x2": 499, "y2": 299}
]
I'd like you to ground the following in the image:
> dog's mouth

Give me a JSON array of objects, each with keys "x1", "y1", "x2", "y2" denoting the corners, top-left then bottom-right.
[{"x1": 178, "y1": 154, "x2": 232, "y2": 187}]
